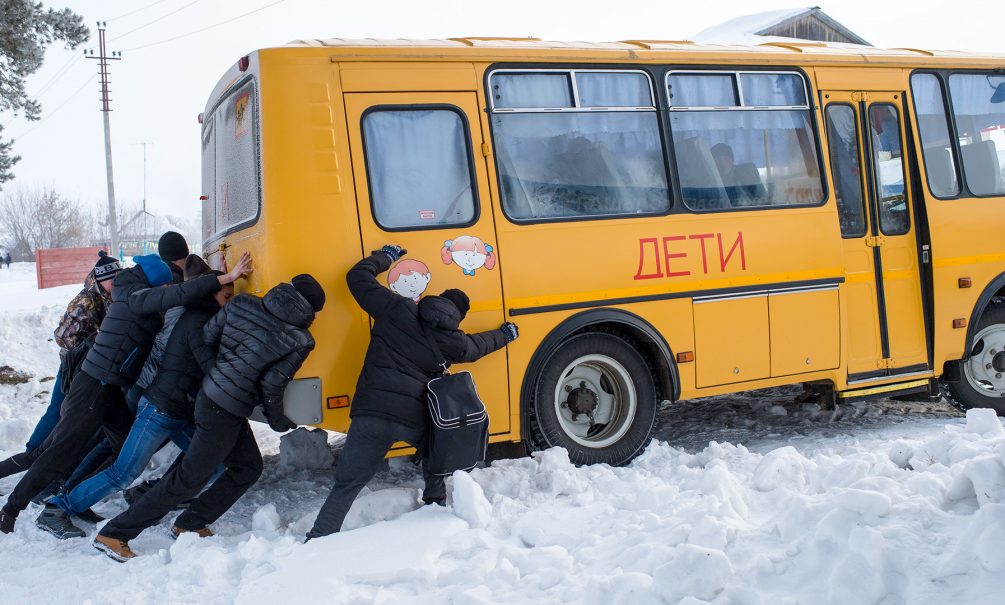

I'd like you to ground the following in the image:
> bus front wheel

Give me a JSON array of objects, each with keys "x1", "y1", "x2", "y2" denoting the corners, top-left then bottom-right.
[
  {"x1": 944, "y1": 303, "x2": 1005, "y2": 415},
  {"x1": 527, "y1": 332, "x2": 658, "y2": 466}
]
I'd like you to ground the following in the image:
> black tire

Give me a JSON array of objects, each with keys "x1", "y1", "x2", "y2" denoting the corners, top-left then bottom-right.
[
  {"x1": 526, "y1": 332, "x2": 658, "y2": 466},
  {"x1": 943, "y1": 303, "x2": 1005, "y2": 415}
]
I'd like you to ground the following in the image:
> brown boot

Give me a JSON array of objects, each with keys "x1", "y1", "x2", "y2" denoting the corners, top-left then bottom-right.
[
  {"x1": 93, "y1": 534, "x2": 137, "y2": 562},
  {"x1": 171, "y1": 525, "x2": 214, "y2": 539}
]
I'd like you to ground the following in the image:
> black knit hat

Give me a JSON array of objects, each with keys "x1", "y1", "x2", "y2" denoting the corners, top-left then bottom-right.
[
  {"x1": 291, "y1": 274, "x2": 325, "y2": 313},
  {"x1": 93, "y1": 250, "x2": 123, "y2": 283},
  {"x1": 441, "y1": 289, "x2": 470, "y2": 320},
  {"x1": 157, "y1": 231, "x2": 189, "y2": 262}
]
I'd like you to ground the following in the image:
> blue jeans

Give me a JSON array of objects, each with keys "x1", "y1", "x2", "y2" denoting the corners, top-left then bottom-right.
[
  {"x1": 25, "y1": 369, "x2": 65, "y2": 451},
  {"x1": 52, "y1": 397, "x2": 195, "y2": 515}
]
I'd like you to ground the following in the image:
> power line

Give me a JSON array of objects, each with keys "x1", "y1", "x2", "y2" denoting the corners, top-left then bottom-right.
[
  {"x1": 108, "y1": 0, "x2": 174, "y2": 22},
  {"x1": 110, "y1": 0, "x2": 204, "y2": 42},
  {"x1": 124, "y1": 0, "x2": 286, "y2": 52},
  {"x1": 11, "y1": 75, "x2": 98, "y2": 141}
]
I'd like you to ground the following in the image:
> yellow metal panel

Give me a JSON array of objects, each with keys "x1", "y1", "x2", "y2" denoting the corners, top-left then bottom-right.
[
  {"x1": 340, "y1": 62, "x2": 478, "y2": 92},
  {"x1": 769, "y1": 289, "x2": 840, "y2": 377},
  {"x1": 694, "y1": 296, "x2": 770, "y2": 387}
]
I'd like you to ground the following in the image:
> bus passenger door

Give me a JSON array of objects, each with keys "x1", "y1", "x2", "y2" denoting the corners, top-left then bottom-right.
[
  {"x1": 823, "y1": 91, "x2": 928, "y2": 380},
  {"x1": 343, "y1": 92, "x2": 511, "y2": 437}
]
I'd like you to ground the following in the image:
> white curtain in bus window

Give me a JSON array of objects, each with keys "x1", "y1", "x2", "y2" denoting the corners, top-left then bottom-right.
[
  {"x1": 201, "y1": 117, "x2": 216, "y2": 241},
  {"x1": 910, "y1": 74, "x2": 960, "y2": 197},
  {"x1": 576, "y1": 72, "x2": 651, "y2": 107},
  {"x1": 362, "y1": 109, "x2": 476, "y2": 229},
  {"x1": 669, "y1": 110, "x2": 823, "y2": 210},
  {"x1": 490, "y1": 71, "x2": 668, "y2": 221},
  {"x1": 868, "y1": 104, "x2": 909, "y2": 236},
  {"x1": 667, "y1": 74, "x2": 738, "y2": 107},
  {"x1": 824, "y1": 105, "x2": 867, "y2": 237},
  {"x1": 214, "y1": 81, "x2": 259, "y2": 231},
  {"x1": 492, "y1": 73, "x2": 573, "y2": 109},
  {"x1": 739, "y1": 74, "x2": 807, "y2": 107},
  {"x1": 948, "y1": 74, "x2": 1005, "y2": 196}
]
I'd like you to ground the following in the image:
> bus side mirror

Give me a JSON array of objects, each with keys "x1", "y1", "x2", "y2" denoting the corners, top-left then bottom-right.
[{"x1": 991, "y1": 82, "x2": 1005, "y2": 104}]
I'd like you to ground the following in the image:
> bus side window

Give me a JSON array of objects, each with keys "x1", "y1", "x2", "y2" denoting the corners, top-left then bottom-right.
[
  {"x1": 489, "y1": 70, "x2": 670, "y2": 221},
  {"x1": 869, "y1": 104, "x2": 910, "y2": 236},
  {"x1": 948, "y1": 73, "x2": 1005, "y2": 196},
  {"x1": 361, "y1": 107, "x2": 477, "y2": 230},
  {"x1": 667, "y1": 71, "x2": 824, "y2": 211},
  {"x1": 825, "y1": 104, "x2": 867, "y2": 237},
  {"x1": 911, "y1": 73, "x2": 960, "y2": 197}
]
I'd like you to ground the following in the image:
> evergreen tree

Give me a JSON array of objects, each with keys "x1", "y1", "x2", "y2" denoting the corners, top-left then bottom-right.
[{"x1": 0, "y1": 1, "x2": 89, "y2": 186}]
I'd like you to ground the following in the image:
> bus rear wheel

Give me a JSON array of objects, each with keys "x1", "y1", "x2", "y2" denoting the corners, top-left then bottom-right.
[
  {"x1": 944, "y1": 303, "x2": 1005, "y2": 415},
  {"x1": 527, "y1": 332, "x2": 658, "y2": 466}
]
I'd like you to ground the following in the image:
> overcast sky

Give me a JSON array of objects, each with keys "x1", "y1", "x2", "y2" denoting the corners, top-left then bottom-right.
[{"x1": 2, "y1": 0, "x2": 1002, "y2": 230}]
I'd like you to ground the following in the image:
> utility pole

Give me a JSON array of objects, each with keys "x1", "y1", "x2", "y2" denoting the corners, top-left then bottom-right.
[{"x1": 85, "y1": 23, "x2": 122, "y2": 258}]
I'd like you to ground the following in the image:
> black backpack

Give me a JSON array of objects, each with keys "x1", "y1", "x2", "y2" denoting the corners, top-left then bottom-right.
[{"x1": 422, "y1": 327, "x2": 490, "y2": 476}]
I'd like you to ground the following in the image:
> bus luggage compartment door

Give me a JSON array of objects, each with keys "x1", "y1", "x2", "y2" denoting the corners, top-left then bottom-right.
[
  {"x1": 693, "y1": 294, "x2": 770, "y2": 387},
  {"x1": 768, "y1": 286, "x2": 841, "y2": 377}
]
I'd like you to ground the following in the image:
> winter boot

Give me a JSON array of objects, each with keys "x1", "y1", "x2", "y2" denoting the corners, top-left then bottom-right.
[
  {"x1": 93, "y1": 535, "x2": 136, "y2": 562},
  {"x1": 123, "y1": 480, "x2": 155, "y2": 505},
  {"x1": 171, "y1": 525, "x2": 214, "y2": 538},
  {"x1": 0, "y1": 507, "x2": 16, "y2": 534},
  {"x1": 73, "y1": 508, "x2": 105, "y2": 524},
  {"x1": 35, "y1": 504, "x2": 85, "y2": 539}
]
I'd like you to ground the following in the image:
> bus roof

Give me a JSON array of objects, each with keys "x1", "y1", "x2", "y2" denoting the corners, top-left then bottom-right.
[{"x1": 276, "y1": 36, "x2": 1005, "y2": 67}]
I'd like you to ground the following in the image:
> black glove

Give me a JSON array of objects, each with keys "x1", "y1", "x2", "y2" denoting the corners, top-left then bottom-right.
[
  {"x1": 500, "y1": 322, "x2": 519, "y2": 343},
  {"x1": 266, "y1": 412, "x2": 298, "y2": 433},
  {"x1": 376, "y1": 245, "x2": 406, "y2": 263}
]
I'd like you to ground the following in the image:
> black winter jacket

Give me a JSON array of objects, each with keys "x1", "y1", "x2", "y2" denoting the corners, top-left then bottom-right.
[
  {"x1": 348, "y1": 252, "x2": 508, "y2": 429},
  {"x1": 142, "y1": 296, "x2": 221, "y2": 422},
  {"x1": 81, "y1": 265, "x2": 222, "y2": 387},
  {"x1": 136, "y1": 263, "x2": 186, "y2": 389},
  {"x1": 200, "y1": 284, "x2": 316, "y2": 420}
]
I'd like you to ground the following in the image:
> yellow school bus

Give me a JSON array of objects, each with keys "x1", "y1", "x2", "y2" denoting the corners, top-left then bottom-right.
[{"x1": 199, "y1": 37, "x2": 1005, "y2": 465}]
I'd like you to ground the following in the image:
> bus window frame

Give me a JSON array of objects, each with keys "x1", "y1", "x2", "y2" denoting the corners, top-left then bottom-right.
[
  {"x1": 663, "y1": 67, "x2": 828, "y2": 213},
  {"x1": 823, "y1": 102, "x2": 869, "y2": 239},
  {"x1": 201, "y1": 75, "x2": 263, "y2": 246},
  {"x1": 909, "y1": 70, "x2": 964, "y2": 201},
  {"x1": 484, "y1": 65, "x2": 674, "y2": 225},
  {"x1": 359, "y1": 103, "x2": 481, "y2": 233}
]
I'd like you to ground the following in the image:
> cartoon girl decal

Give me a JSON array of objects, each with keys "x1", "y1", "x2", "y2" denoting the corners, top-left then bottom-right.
[
  {"x1": 441, "y1": 235, "x2": 496, "y2": 277},
  {"x1": 387, "y1": 259, "x2": 432, "y2": 302}
]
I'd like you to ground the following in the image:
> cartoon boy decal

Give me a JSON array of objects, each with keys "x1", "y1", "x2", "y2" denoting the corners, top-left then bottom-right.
[
  {"x1": 387, "y1": 259, "x2": 432, "y2": 302},
  {"x1": 441, "y1": 235, "x2": 496, "y2": 277}
]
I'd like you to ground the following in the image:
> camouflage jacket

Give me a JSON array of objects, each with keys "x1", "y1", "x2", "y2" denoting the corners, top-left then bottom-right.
[{"x1": 53, "y1": 271, "x2": 111, "y2": 358}]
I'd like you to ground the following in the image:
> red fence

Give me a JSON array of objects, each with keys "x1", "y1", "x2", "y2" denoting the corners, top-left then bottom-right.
[{"x1": 35, "y1": 246, "x2": 108, "y2": 290}]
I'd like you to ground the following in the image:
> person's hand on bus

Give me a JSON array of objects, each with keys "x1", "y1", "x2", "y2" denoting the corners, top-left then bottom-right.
[
  {"x1": 500, "y1": 322, "x2": 519, "y2": 343},
  {"x1": 376, "y1": 245, "x2": 406, "y2": 263},
  {"x1": 266, "y1": 412, "x2": 298, "y2": 433},
  {"x1": 219, "y1": 251, "x2": 253, "y2": 285}
]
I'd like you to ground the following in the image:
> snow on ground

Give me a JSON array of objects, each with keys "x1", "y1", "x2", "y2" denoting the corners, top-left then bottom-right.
[{"x1": 2, "y1": 263, "x2": 1005, "y2": 604}]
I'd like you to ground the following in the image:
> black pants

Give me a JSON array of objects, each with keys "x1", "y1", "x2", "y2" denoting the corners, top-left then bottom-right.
[
  {"x1": 306, "y1": 415, "x2": 446, "y2": 539},
  {"x1": 2, "y1": 373, "x2": 133, "y2": 514},
  {"x1": 99, "y1": 391, "x2": 263, "y2": 542},
  {"x1": 0, "y1": 429, "x2": 104, "y2": 482}
]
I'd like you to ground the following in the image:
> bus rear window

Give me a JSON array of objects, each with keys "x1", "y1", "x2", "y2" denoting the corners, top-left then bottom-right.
[{"x1": 201, "y1": 80, "x2": 261, "y2": 240}]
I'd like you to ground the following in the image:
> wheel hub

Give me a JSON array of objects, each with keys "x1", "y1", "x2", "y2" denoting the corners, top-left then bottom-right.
[
  {"x1": 565, "y1": 382, "x2": 599, "y2": 419},
  {"x1": 994, "y1": 351, "x2": 1005, "y2": 373}
]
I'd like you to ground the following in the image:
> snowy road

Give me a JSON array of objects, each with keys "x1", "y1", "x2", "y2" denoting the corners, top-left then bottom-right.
[{"x1": 2, "y1": 263, "x2": 1004, "y2": 605}]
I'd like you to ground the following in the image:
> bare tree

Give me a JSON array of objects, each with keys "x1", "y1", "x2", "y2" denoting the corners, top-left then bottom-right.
[{"x1": 0, "y1": 185, "x2": 90, "y2": 260}]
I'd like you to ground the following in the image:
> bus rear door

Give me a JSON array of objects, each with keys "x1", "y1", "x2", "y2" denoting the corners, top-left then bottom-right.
[
  {"x1": 343, "y1": 90, "x2": 511, "y2": 438},
  {"x1": 823, "y1": 91, "x2": 929, "y2": 381}
]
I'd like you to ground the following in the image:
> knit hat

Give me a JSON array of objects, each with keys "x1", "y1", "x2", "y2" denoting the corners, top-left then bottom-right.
[
  {"x1": 291, "y1": 274, "x2": 325, "y2": 313},
  {"x1": 440, "y1": 289, "x2": 470, "y2": 320},
  {"x1": 182, "y1": 254, "x2": 213, "y2": 281},
  {"x1": 157, "y1": 231, "x2": 189, "y2": 262},
  {"x1": 93, "y1": 250, "x2": 123, "y2": 283},
  {"x1": 133, "y1": 254, "x2": 173, "y2": 287}
]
